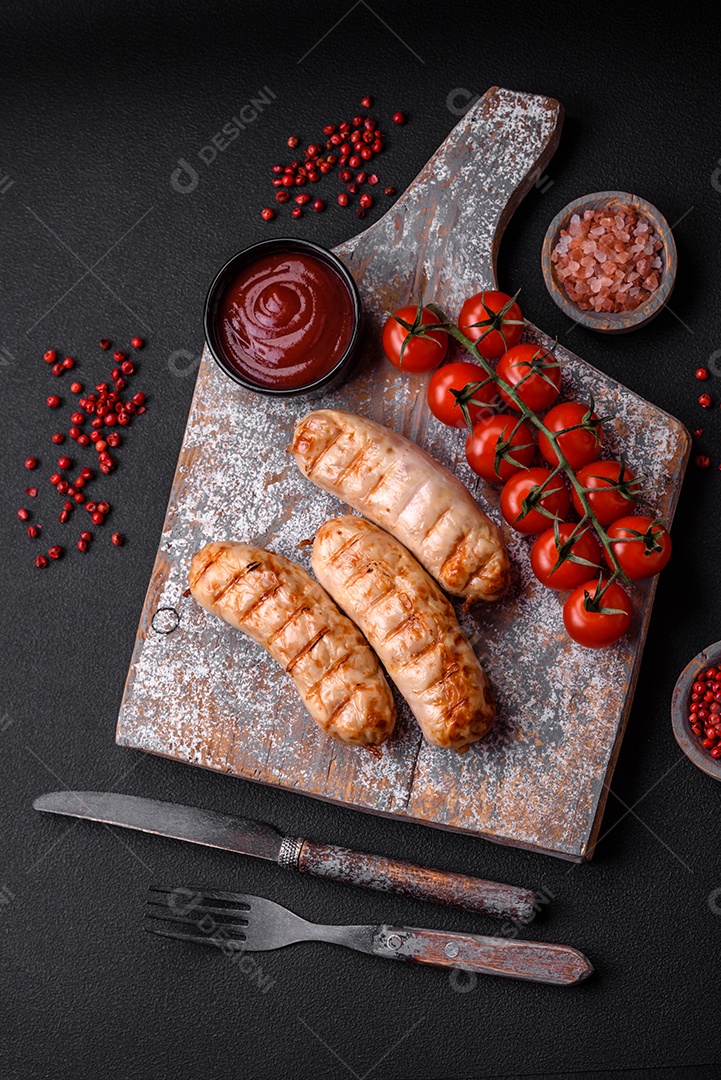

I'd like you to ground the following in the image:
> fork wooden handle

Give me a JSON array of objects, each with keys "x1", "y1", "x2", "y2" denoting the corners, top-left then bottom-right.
[
  {"x1": 293, "y1": 839, "x2": 538, "y2": 923},
  {"x1": 373, "y1": 926, "x2": 593, "y2": 986}
]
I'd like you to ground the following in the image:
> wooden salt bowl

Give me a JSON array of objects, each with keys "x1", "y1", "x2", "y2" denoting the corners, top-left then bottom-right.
[{"x1": 541, "y1": 190, "x2": 677, "y2": 333}]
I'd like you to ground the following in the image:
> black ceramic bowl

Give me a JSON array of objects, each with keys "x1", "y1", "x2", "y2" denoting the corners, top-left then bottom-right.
[
  {"x1": 671, "y1": 640, "x2": 721, "y2": 781},
  {"x1": 204, "y1": 238, "x2": 363, "y2": 397}
]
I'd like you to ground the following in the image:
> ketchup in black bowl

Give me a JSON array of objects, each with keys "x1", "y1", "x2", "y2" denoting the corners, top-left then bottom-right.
[{"x1": 205, "y1": 239, "x2": 363, "y2": 396}]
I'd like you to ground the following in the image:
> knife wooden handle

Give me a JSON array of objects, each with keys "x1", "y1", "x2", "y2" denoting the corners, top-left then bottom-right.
[
  {"x1": 291, "y1": 839, "x2": 538, "y2": 923},
  {"x1": 372, "y1": 926, "x2": 593, "y2": 985}
]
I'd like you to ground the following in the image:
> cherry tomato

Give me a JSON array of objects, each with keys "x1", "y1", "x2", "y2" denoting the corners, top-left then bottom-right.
[
  {"x1": 538, "y1": 401, "x2": 604, "y2": 470},
  {"x1": 604, "y1": 515, "x2": 672, "y2": 580},
  {"x1": 458, "y1": 291, "x2": 524, "y2": 360},
  {"x1": 427, "y1": 362, "x2": 497, "y2": 428},
  {"x1": 571, "y1": 460, "x2": 641, "y2": 525},
  {"x1": 530, "y1": 523, "x2": 602, "y2": 591},
  {"x1": 382, "y1": 305, "x2": 448, "y2": 372},
  {"x1": 496, "y1": 342, "x2": 561, "y2": 413},
  {"x1": 563, "y1": 579, "x2": 633, "y2": 648},
  {"x1": 500, "y1": 466, "x2": 570, "y2": 534},
  {"x1": 465, "y1": 414, "x2": 536, "y2": 484}
]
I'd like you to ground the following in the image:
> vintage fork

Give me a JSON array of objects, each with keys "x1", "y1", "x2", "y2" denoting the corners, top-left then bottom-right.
[{"x1": 145, "y1": 886, "x2": 592, "y2": 986}]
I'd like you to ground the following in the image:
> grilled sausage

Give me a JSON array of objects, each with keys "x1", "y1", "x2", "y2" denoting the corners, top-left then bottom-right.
[
  {"x1": 291, "y1": 409, "x2": 509, "y2": 603},
  {"x1": 312, "y1": 517, "x2": 494, "y2": 751},
  {"x1": 189, "y1": 541, "x2": 396, "y2": 746}
]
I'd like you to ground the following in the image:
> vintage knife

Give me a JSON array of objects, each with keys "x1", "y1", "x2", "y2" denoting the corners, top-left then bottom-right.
[{"x1": 34, "y1": 791, "x2": 539, "y2": 923}]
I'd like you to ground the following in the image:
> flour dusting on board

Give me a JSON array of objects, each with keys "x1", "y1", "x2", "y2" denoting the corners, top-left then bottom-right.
[{"x1": 117, "y1": 87, "x2": 689, "y2": 860}]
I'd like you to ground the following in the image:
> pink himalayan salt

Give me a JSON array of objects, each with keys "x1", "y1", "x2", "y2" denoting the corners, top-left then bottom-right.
[{"x1": 551, "y1": 204, "x2": 663, "y2": 313}]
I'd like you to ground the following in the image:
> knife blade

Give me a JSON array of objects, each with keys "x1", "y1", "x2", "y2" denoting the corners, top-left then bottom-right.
[{"x1": 34, "y1": 790, "x2": 539, "y2": 923}]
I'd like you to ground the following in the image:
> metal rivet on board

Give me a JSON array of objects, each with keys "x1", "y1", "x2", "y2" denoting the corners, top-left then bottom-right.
[
  {"x1": 151, "y1": 606, "x2": 181, "y2": 635},
  {"x1": 445, "y1": 942, "x2": 460, "y2": 958},
  {"x1": 386, "y1": 934, "x2": 402, "y2": 950}
]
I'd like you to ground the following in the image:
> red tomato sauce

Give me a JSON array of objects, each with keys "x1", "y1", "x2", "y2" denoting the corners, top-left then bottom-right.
[{"x1": 217, "y1": 250, "x2": 354, "y2": 389}]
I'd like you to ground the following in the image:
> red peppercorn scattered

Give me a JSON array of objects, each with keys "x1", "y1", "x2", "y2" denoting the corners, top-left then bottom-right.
[
  {"x1": 291, "y1": 207, "x2": 302, "y2": 219},
  {"x1": 97, "y1": 502, "x2": 110, "y2": 515},
  {"x1": 43, "y1": 349, "x2": 57, "y2": 363},
  {"x1": 48, "y1": 545, "x2": 63, "y2": 560},
  {"x1": 699, "y1": 393, "x2": 712, "y2": 408},
  {"x1": 63, "y1": 356, "x2": 74, "y2": 369},
  {"x1": 57, "y1": 456, "x2": 72, "y2": 470},
  {"x1": 696, "y1": 454, "x2": 711, "y2": 468},
  {"x1": 27, "y1": 525, "x2": 39, "y2": 539},
  {"x1": 392, "y1": 112, "x2": 405, "y2": 125},
  {"x1": 77, "y1": 539, "x2": 88, "y2": 552},
  {"x1": 91, "y1": 511, "x2": 104, "y2": 525},
  {"x1": 51, "y1": 433, "x2": 65, "y2": 444},
  {"x1": 112, "y1": 532, "x2": 124, "y2": 546},
  {"x1": 696, "y1": 367, "x2": 709, "y2": 380},
  {"x1": 59, "y1": 509, "x2": 70, "y2": 523},
  {"x1": 52, "y1": 362, "x2": 64, "y2": 376},
  {"x1": 121, "y1": 360, "x2": 134, "y2": 376},
  {"x1": 35, "y1": 555, "x2": 48, "y2": 569},
  {"x1": 26, "y1": 487, "x2": 37, "y2": 497},
  {"x1": 17, "y1": 508, "x2": 29, "y2": 521},
  {"x1": 356, "y1": 208, "x2": 365, "y2": 219},
  {"x1": 77, "y1": 433, "x2": 90, "y2": 446},
  {"x1": 131, "y1": 337, "x2": 144, "y2": 349},
  {"x1": 50, "y1": 473, "x2": 61, "y2": 485},
  {"x1": 359, "y1": 193, "x2": 373, "y2": 209},
  {"x1": 337, "y1": 193, "x2": 349, "y2": 207},
  {"x1": 287, "y1": 136, "x2": 299, "y2": 148},
  {"x1": 261, "y1": 208, "x2": 276, "y2": 221},
  {"x1": 70, "y1": 381, "x2": 82, "y2": 393},
  {"x1": 385, "y1": 186, "x2": 396, "y2": 196},
  {"x1": 24, "y1": 456, "x2": 38, "y2": 470},
  {"x1": 694, "y1": 428, "x2": 704, "y2": 437},
  {"x1": 46, "y1": 395, "x2": 61, "y2": 408},
  {"x1": 99, "y1": 339, "x2": 111, "y2": 350},
  {"x1": 132, "y1": 391, "x2": 146, "y2": 405},
  {"x1": 312, "y1": 199, "x2": 325, "y2": 212}
]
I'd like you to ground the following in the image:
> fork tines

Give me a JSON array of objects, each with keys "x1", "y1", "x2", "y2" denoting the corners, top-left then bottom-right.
[{"x1": 145, "y1": 885, "x2": 251, "y2": 949}]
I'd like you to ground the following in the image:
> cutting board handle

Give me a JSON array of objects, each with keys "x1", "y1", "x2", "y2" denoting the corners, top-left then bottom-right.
[{"x1": 337, "y1": 86, "x2": 564, "y2": 298}]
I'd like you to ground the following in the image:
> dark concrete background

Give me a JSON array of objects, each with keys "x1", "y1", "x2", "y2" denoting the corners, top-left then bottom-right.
[{"x1": 2, "y1": 2, "x2": 721, "y2": 1077}]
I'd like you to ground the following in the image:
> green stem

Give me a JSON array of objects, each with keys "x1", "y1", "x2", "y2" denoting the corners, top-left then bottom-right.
[{"x1": 443, "y1": 322, "x2": 629, "y2": 588}]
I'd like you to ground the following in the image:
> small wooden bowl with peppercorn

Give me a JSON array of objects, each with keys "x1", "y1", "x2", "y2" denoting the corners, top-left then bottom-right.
[
  {"x1": 541, "y1": 191, "x2": 677, "y2": 333},
  {"x1": 672, "y1": 641, "x2": 721, "y2": 781}
]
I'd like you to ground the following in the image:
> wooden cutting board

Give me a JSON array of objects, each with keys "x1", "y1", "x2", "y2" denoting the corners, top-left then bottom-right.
[{"x1": 116, "y1": 87, "x2": 690, "y2": 862}]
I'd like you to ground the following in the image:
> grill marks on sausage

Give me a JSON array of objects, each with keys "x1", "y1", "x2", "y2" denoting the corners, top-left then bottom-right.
[
  {"x1": 302, "y1": 426, "x2": 345, "y2": 477},
  {"x1": 266, "y1": 603, "x2": 311, "y2": 646},
  {"x1": 291, "y1": 410, "x2": 510, "y2": 603},
  {"x1": 189, "y1": 541, "x2": 396, "y2": 746},
  {"x1": 285, "y1": 627, "x2": 329, "y2": 672},
  {"x1": 312, "y1": 517, "x2": 495, "y2": 750},
  {"x1": 306, "y1": 650, "x2": 353, "y2": 696}
]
